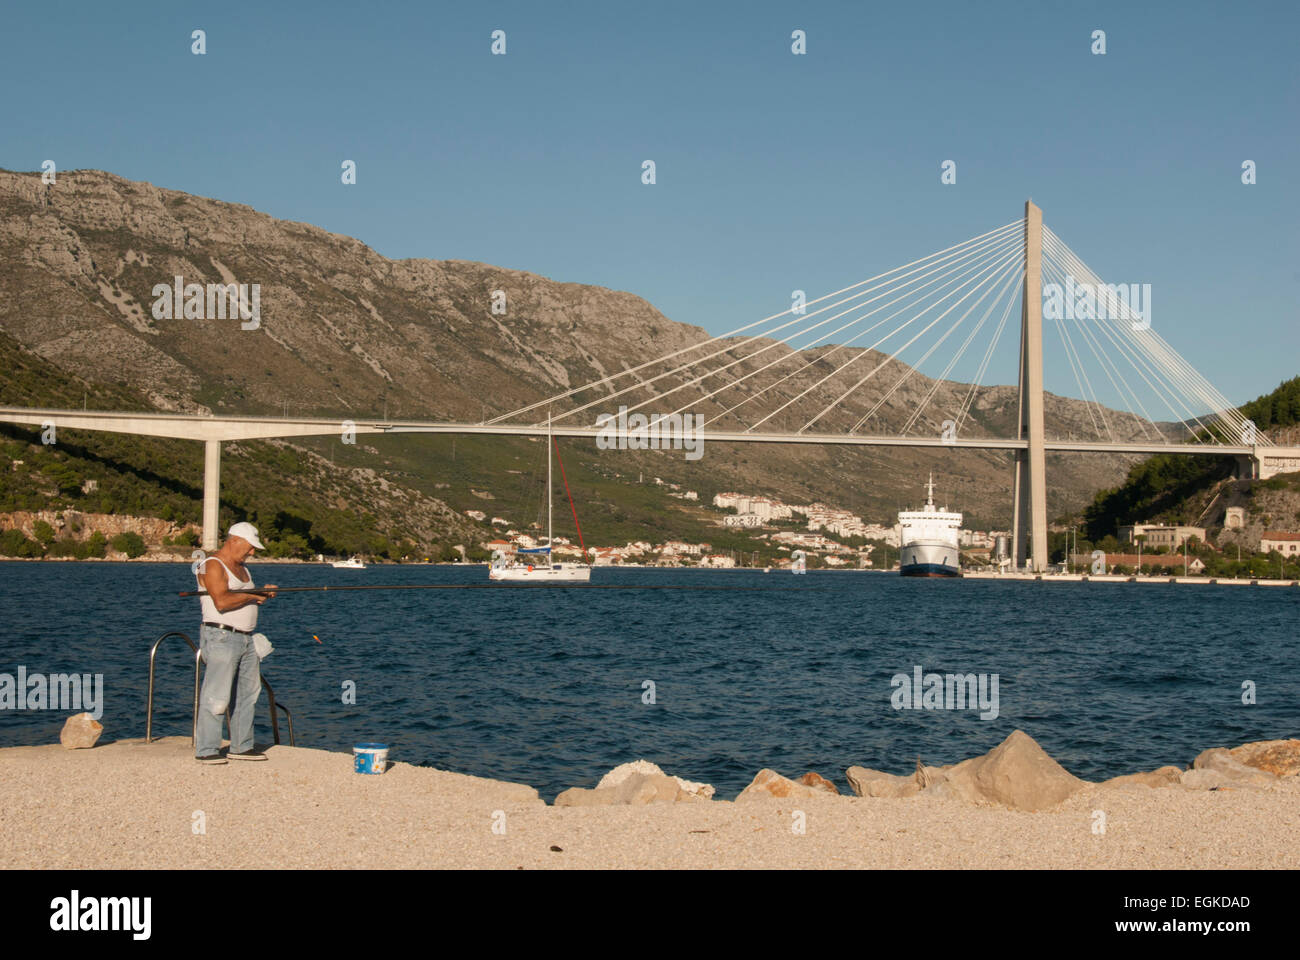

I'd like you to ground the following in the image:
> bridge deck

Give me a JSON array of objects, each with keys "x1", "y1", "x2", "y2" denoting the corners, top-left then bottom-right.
[{"x1": 0, "y1": 406, "x2": 1258, "y2": 456}]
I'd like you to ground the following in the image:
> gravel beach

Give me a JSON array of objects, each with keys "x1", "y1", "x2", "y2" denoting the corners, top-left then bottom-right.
[{"x1": 4, "y1": 737, "x2": 1298, "y2": 869}]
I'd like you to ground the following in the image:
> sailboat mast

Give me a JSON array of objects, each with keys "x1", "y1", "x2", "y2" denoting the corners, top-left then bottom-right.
[{"x1": 547, "y1": 411, "x2": 553, "y2": 555}]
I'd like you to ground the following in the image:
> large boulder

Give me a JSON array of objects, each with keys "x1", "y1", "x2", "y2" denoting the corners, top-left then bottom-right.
[
  {"x1": 932, "y1": 730, "x2": 1088, "y2": 811},
  {"x1": 1228, "y1": 740, "x2": 1300, "y2": 778},
  {"x1": 845, "y1": 766, "x2": 921, "y2": 799},
  {"x1": 797, "y1": 772, "x2": 839, "y2": 795},
  {"x1": 736, "y1": 769, "x2": 828, "y2": 801},
  {"x1": 1101, "y1": 766, "x2": 1183, "y2": 789},
  {"x1": 596, "y1": 760, "x2": 715, "y2": 800},
  {"x1": 59, "y1": 713, "x2": 103, "y2": 749},
  {"x1": 554, "y1": 772, "x2": 684, "y2": 807},
  {"x1": 1185, "y1": 748, "x2": 1277, "y2": 789},
  {"x1": 1178, "y1": 768, "x2": 1269, "y2": 791}
]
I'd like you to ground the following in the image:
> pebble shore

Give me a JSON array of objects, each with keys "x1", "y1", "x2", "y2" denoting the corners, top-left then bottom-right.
[{"x1": 3, "y1": 736, "x2": 1298, "y2": 869}]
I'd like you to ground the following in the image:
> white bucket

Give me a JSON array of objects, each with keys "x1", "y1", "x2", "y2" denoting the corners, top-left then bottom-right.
[{"x1": 353, "y1": 742, "x2": 389, "y2": 774}]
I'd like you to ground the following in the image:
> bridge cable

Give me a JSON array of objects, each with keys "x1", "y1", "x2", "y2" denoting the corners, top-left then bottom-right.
[
  {"x1": 731, "y1": 238, "x2": 1024, "y2": 434},
  {"x1": 1041, "y1": 257, "x2": 1138, "y2": 442},
  {"x1": 1045, "y1": 230, "x2": 1262, "y2": 445},
  {"x1": 882, "y1": 253, "x2": 1026, "y2": 435},
  {"x1": 533, "y1": 221, "x2": 1027, "y2": 431},
  {"x1": 487, "y1": 219, "x2": 1025, "y2": 426},
  {"x1": 1047, "y1": 294, "x2": 1105, "y2": 440},
  {"x1": 855, "y1": 252, "x2": 1026, "y2": 434},
  {"x1": 954, "y1": 279, "x2": 1019, "y2": 437},
  {"x1": 797, "y1": 245, "x2": 1028, "y2": 434},
  {"x1": 903, "y1": 261, "x2": 1025, "y2": 437},
  {"x1": 644, "y1": 229, "x2": 1028, "y2": 431},
  {"x1": 1043, "y1": 235, "x2": 1197, "y2": 440}
]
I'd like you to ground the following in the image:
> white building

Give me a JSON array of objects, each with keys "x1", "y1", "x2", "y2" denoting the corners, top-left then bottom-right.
[
  {"x1": 1261, "y1": 531, "x2": 1300, "y2": 555},
  {"x1": 660, "y1": 540, "x2": 707, "y2": 556},
  {"x1": 700, "y1": 554, "x2": 736, "y2": 568},
  {"x1": 1119, "y1": 524, "x2": 1206, "y2": 549}
]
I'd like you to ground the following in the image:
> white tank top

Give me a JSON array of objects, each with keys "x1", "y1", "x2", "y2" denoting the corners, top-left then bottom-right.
[{"x1": 196, "y1": 557, "x2": 258, "y2": 632}]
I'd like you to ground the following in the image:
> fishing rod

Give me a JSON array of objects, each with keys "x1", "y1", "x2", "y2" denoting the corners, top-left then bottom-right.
[{"x1": 178, "y1": 583, "x2": 822, "y2": 598}]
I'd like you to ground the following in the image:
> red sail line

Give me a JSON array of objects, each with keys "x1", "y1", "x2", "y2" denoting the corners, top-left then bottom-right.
[{"x1": 553, "y1": 437, "x2": 585, "y2": 554}]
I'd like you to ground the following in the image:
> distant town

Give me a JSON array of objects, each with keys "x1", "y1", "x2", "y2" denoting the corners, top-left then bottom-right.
[
  {"x1": 468, "y1": 484, "x2": 1008, "y2": 570},
  {"x1": 467, "y1": 484, "x2": 1300, "y2": 576}
]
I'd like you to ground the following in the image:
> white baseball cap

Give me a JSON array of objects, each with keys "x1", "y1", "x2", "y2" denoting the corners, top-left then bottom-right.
[{"x1": 227, "y1": 522, "x2": 265, "y2": 550}]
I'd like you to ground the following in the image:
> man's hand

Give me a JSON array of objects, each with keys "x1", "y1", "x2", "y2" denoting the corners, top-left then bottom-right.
[{"x1": 256, "y1": 584, "x2": 279, "y2": 605}]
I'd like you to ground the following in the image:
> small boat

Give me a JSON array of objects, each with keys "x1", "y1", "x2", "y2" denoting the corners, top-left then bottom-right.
[
  {"x1": 489, "y1": 416, "x2": 591, "y2": 583},
  {"x1": 331, "y1": 556, "x2": 366, "y2": 569},
  {"x1": 490, "y1": 550, "x2": 592, "y2": 581}
]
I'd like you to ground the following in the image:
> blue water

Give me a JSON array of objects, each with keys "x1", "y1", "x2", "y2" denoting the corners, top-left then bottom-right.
[{"x1": 1, "y1": 561, "x2": 1296, "y2": 800}]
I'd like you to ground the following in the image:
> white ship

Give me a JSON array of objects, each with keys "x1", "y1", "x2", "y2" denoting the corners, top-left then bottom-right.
[
  {"x1": 897, "y1": 473, "x2": 962, "y2": 578},
  {"x1": 331, "y1": 556, "x2": 366, "y2": 569},
  {"x1": 489, "y1": 416, "x2": 592, "y2": 583}
]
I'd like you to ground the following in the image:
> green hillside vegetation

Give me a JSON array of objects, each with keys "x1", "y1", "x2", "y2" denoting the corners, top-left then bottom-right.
[
  {"x1": 1082, "y1": 376, "x2": 1300, "y2": 541},
  {"x1": 0, "y1": 333, "x2": 452, "y2": 559},
  {"x1": 0, "y1": 332, "x2": 814, "y2": 563}
]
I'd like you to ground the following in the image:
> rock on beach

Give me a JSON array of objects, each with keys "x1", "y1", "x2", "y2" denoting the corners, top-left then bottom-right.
[
  {"x1": 4, "y1": 734, "x2": 1300, "y2": 868},
  {"x1": 59, "y1": 713, "x2": 103, "y2": 750},
  {"x1": 847, "y1": 730, "x2": 1086, "y2": 811},
  {"x1": 1228, "y1": 739, "x2": 1300, "y2": 778},
  {"x1": 554, "y1": 760, "x2": 715, "y2": 806},
  {"x1": 736, "y1": 769, "x2": 835, "y2": 801}
]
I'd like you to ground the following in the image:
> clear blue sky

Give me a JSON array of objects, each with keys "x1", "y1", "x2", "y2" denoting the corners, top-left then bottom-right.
[{"x1": 3, "y1": 0, "x2": 1296, "y2": 409}]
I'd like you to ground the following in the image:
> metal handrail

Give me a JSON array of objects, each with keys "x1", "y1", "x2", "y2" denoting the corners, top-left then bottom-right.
[
  {"x1": 265, "y1": 682, "x2": 295, "y2": 746},
  {"x1": 147, "y1": 629, "x2": 296, "y2": 748},
  {"x1": 146, "y1": 631, "x2": 200, "y2": 745}
]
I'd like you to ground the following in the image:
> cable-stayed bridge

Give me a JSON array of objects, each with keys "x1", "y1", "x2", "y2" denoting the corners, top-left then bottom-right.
[{"x1": 4, "y1": 202, "x2": 1296, "y2": 570}]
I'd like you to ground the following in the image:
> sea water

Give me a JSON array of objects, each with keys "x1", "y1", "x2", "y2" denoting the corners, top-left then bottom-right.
[{"x1": 0, "y1": 562, "x2": 1295, "y2": 800}]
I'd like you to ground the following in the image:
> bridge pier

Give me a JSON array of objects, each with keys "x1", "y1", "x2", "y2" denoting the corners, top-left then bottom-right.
[
  {"x1": 202, "y1": 439, "x2": 221, "y2": 551},
  {"x1": 1011, "y1": 200, "x2": 1048, "y2": 572},
  {"x1": 1255, "y1": 446, "x2": 1300, "y2": 480}
]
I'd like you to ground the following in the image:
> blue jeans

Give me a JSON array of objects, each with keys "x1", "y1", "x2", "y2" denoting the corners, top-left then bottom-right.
[{"x1": 196, "y1": 625, "x2": 261, "y2": 756}]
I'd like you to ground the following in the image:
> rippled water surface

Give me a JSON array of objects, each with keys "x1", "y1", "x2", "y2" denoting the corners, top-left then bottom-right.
[{"x1": 1, "y1": 562, "x2": 1296, "y2": 799}]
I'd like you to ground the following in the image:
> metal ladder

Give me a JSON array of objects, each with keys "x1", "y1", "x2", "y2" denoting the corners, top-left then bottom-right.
[{"x1": 146, "y1": 630, "x2": 295, "y2": 747}]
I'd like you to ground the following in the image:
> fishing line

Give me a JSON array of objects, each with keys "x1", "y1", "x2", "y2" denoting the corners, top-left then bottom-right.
[{"x1": 178, "y1": 582, "x2": 826, "y2": 598}]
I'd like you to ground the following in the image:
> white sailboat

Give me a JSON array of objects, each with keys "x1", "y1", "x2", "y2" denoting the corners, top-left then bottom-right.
[{"x1": 489, "y1": 415, "x2": 592, "y2": 582}]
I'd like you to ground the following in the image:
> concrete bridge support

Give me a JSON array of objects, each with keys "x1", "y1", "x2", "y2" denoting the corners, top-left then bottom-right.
[
  {"x1": 1255, "y1": 446, "x2": 1300, "y2": 480},
  {"x1": 203, "y1": 439, "x2": 221, "y2": 551},
  {"x1": 1011, "y1": 200, "x2": 1049, "y2": 572}
]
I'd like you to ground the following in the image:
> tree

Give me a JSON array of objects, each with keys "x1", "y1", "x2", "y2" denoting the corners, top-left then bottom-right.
[
  {"x1": 81, "y1": 531, "x2": 107, "y2": 559},
  {"x1": 110, "y1": 531, "x2": 146, "y2": 558},
  {"x1": 0, "y1": 528, "x2": 42, "y2": 557},
  {"x1": 33, "y1": 520, "x2": 56, "y2": 546},
  {"x1": 44, "y1": 462, "x2": 82, "y2": 497}
]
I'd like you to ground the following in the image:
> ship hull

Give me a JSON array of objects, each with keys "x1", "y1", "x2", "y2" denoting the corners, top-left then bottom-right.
[
  {"x1": 899, "y1": 542, "x2": 961, "y2": 578},
  {"x1": 899, "y1": 562, "x2": 961, "y2": 578},
  {"x1": 489, "y1": 563, "x2": 591, "y2": 582}
]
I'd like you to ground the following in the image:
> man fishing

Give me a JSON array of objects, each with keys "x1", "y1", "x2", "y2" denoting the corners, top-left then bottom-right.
[{"x1": 193, "y1": 522, "x2": 277, "y2": 764}]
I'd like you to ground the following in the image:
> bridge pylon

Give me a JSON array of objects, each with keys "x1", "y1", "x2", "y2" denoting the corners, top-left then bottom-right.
[{"x1": 1011, "y1": 200, "x2": 1048, "y2": 572}]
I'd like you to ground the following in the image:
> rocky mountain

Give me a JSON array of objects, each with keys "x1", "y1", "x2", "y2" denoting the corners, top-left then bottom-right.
[{"x1": 0, "y1": 168, "x2": 1188, "y2": 533}]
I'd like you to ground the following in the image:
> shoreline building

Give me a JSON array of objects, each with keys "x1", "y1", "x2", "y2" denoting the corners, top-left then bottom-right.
[
  {"x1": 1118, "y1": 523, "x2": 1206, "y2": 549},
  {"x1": 1261, "y1": 531, "x2": 1300, "y2": 555}
]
